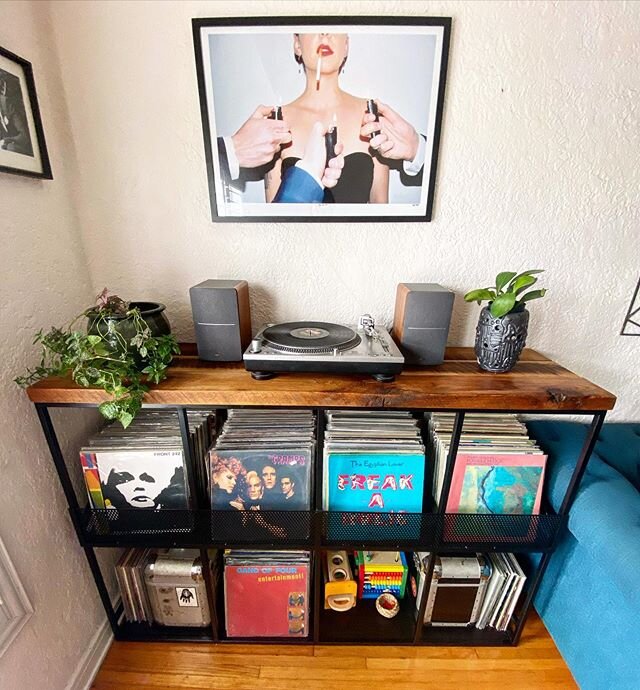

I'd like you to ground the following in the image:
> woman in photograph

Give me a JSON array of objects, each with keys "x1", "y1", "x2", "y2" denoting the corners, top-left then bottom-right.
[
  {"x1": 264, "y1": 32, "x2": 389, "y2": 204},
  {"x1": 211, "y1": 454, "x2": 246, "y2": 510}
]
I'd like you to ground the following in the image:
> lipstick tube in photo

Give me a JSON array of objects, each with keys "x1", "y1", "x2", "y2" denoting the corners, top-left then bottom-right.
[
  {"x1": 366, "y1": 98, "x2": 380, "y2": 140},
  {"x1": 325, "y1": 125, "x2": 337, "y2": 162},
  {"x1": 268, "y1": 105, "x2": 283, "y2": 121}
]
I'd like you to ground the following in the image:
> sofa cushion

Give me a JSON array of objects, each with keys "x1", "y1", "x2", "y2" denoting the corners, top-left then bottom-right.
[
  {"x1": 526, "y1": 420, "x2": 640, "y2": 609},
  {"x1": 534, "y1": 531, "x2": 640, "y2": 690},
  {"x1": 592, "y1": 423, "x2": 640, "y2": 490}
]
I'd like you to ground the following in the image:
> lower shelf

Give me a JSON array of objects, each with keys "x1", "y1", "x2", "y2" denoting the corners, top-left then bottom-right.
[
  {"x1": 419, "y1": 625, "x2": 512, "y2": 646},
  {"x1": 112, "y1": 619, "x2": 515, "y2": 646},
  {"x1": 115, "y1": 621, "x2": 214, "y2": 643},
  {"x1": 319, "y1": 597, "x2": 417, "y2": 644}
]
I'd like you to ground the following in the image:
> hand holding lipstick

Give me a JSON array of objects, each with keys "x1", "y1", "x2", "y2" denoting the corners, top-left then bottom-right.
[
  {"x1": 361, "y1": 100, "x2": 420, "y2": 163},
  {"x1": 231, "y1": 104, "x2": 292, "y2": 169}
]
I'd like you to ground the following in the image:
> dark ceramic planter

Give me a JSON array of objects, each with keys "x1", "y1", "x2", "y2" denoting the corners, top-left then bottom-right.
[
  {"x1": 474, "y1": 306, "x2": 529, "y2": 373},
  {"x1": 87, "y1": 301, "x2": 171, "y2": 352}
]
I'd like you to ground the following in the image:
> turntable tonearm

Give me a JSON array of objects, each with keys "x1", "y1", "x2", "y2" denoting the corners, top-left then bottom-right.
[{"x1": 243, "y1": 314, "x2": 404, "y2": 382}]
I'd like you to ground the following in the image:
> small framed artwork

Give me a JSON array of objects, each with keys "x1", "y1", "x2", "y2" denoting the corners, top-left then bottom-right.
[
  {"x1": 192, "y1": 16, "x2": 451, "y2": 222},
  {"x1": 0, "y1": 46, "x2": 52, "y2": 179}
]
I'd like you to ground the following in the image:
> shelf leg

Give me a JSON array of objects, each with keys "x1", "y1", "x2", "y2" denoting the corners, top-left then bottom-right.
[
  {"x1": 513, "y1": 410, "x2": 607, "y2": 645},
  {"x1": 35, "y1": 404, "x2": 84, "y2": 538},
  {"x1": 558, "y1": 412, "x2": 606, "y2": 515},
  {"x1": 413, "y1": 552, "x2": 438, "y2": 644},
  {"x1": 200, "y1": 548, "x2": 218, "y2": 641},
  {"x1": 84, "y1": 546, "x2": 120, "y2": 635}
]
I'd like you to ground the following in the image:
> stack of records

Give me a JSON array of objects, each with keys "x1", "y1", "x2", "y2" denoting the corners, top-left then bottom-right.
[
  {"x1": 354, "y1": 550, "x2": 408, "y2": 599},
  {"x1": 223, "y1": 550, "x2": 311, "y2": 637},
  {"x1": 428, "y1": 413, "x2": 547, "y2": 515},
  {"x1": 80, "y1": 410, "x2": 215, "y2": 512},
  {"x1": 116, "y1": 547, "x2": 216, "y2": 627},
  {"x1": 116, "y1": 548, "x2": 153, "y2": 623},
  {"x1": 210, "y1": 409, "x2": 315, "y2": 511},
  {"x1": 476, "y1": 552, "x2": 526, "y2": 631},
  {"x1": 323, "y1": 411, "x2": 426, "y2": 540}
]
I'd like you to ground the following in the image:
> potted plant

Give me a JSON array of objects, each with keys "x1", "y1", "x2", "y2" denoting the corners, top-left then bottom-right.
[
  {"x1": 16, "y1": 289, "x2": 180, "y2": 427},
  {"x1": 464, "y1": 270, "x2": 547, "y2": 373}
]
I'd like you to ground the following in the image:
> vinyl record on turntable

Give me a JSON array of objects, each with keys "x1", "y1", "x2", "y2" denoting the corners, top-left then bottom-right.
[{"x1": 262, "y1": 322, "x2": 361, "y2": 354}]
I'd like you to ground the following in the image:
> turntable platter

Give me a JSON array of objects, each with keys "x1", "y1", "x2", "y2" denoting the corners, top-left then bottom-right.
[{"x1": 262, "y1": 321, "x2": 361, "y2": 354}]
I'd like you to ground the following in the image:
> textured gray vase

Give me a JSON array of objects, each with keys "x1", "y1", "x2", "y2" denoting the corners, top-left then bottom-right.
[{"x1": 474, "y1": 306, "x2": 529, "y2": 373}]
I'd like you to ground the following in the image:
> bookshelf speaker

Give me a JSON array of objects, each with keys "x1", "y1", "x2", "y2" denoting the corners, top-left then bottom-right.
[
  {"x1": 189, "y1": 279, "x2": 252, "y2": 362},
  {"x1": 392, "y1": 283, "x2": 454, "y2": 365}
]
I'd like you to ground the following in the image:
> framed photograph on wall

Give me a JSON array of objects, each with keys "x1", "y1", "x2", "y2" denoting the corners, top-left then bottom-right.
[
  {"x1": 0, "y1": 46, "x2": 52, "y2": 179},
  {"x1": 192, "y1": 16, "x2": 450, "y2": 222}
]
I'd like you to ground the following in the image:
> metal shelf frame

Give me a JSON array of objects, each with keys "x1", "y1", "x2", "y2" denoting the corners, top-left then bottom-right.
[{"x1": 34, "y1": 402, "x2": 606, "y2": 646}]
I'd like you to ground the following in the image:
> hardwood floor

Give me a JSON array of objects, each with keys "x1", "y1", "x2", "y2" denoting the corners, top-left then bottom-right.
[{"x1": 92, "y1": 612, "x2": 576, "y2": 690}]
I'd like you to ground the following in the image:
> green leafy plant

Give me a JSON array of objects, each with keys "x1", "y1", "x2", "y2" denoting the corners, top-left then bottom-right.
[
  {"x1": 464, "y1": 270, "x2": 547, "y2": 318},
  {"x1": 15, "y1": 290, "x2": 180, "y2": 428}
]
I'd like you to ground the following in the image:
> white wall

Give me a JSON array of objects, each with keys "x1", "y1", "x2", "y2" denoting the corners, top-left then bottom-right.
[
  {"x1": 0, "y1": 1, "x2": 637, "y2": 686},
  {"x1": 47, "y1": 0, "x2": 639, "y2": 420},
  {"x1": 0, "y1": 3, "x2": 112, "y2": 689}
]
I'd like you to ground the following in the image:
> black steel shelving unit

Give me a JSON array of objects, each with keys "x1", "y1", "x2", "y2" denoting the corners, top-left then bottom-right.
[{"x1": 32, "y1": 398, "x2": 607, "y2": 647}]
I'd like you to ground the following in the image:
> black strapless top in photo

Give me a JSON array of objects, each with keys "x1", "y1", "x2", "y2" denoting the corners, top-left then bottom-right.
[{"x1": 281, "y1": 152, "x2": 374, "y2": 203}]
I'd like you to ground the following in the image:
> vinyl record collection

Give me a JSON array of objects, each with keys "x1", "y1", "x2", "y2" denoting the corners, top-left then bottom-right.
[
  {"x1": 323, "y1": 410, "x2": 426, "y2": 539},
  {"x1": 91, "y1": 406, "x2": 538, "y2": 638},
  {"x1": 414, "y1": 552, "x2": 527, "y2": 631},
  {"x1": 223, "y1": 550, "x2": 311, "y2": 637},
  {"x1": 428, "y1": 413, "x2": 548, "y2": 514},
  {"x1": 116, "y1": 548, "x2": 215, "y2": 627},
  {"x1": 80, "y1": 410, "x2": 215, "y2": 511},
  {"x1": 209, "y1": 409, "x2": 315, "y2": 511}
]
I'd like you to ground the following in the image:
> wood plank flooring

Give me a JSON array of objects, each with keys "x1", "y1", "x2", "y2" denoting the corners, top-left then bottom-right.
[{"x1": 92, "y1": 612, "x2": 576, "y2": 690}]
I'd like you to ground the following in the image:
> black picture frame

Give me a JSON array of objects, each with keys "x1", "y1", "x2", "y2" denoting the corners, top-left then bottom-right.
[
  {"x1": 192, "y1": 16, "x2": 451, "y2": 222},
  {"x1": 0, "y1": 45, "x2": 52, "y2": 180}
]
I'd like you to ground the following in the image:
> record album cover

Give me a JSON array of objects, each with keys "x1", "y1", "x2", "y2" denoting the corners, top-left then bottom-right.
[
  {"x1": 211, "y1": 448, "x2": 312, "y2": 511},
  {"x1": 94, "y1": 449, "x2": 189, "y2": 510},
  {"x1": 445, "y1": 454, "x2": 546, "y2": 515},
  {"x1": 224, "y1": 561, "x2": 310, "y2": 637},
  {"x1": 325, "y1": 452, "x2": 425, "y2": 540}
]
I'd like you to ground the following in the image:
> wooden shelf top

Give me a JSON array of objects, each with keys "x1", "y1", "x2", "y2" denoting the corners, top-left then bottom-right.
[{"x1": 26, "y1": 346, "x2": 616, "y2": 412}]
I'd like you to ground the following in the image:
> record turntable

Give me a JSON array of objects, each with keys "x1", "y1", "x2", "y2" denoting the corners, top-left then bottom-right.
[{"x1": 243, "y1": 315, "x2": 404, "y2": 381}]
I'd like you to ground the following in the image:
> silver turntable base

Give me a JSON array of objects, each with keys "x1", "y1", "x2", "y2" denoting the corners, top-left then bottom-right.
[{"x1": 243, "y1": 316, "x2": 404, "y2": 381}]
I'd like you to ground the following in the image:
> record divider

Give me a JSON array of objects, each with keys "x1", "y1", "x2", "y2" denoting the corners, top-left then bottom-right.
[
  {"x1": 313, "y1": 407, "x2": 326, "y2": 643},
  {"x1": 177, "y1": 405, "x2": 219, "y2": 640},
  {"x1": 413, "y1": 410, "x2": 465, "y2": 644}
]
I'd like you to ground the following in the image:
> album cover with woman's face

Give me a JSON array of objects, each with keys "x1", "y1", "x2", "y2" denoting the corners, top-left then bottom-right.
[
  {"x1": 92, "y1": 449, "x2": 190, "y2": 510},
  {"x1": 210, "y1": 448, "x2": 311, "y2": 511}
]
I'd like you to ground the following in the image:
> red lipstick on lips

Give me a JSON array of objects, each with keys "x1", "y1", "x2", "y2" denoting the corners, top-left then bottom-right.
[{"x1": 317, "y1": 44, "x2": 334, "y2": 57}]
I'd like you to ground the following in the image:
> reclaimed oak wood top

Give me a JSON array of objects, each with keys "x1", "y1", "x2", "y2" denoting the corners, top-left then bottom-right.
[{"x1": 26, "y1": 346, "x2": 615, "y2": 411}]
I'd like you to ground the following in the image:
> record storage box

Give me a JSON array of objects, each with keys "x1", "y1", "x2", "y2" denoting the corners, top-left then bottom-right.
[{"x1": 27, "y1": 346, "x2": 615, "y2": 646}]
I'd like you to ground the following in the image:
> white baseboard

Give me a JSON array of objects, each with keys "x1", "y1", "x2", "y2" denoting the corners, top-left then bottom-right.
[{"x1": 66, "y1": 618, "x2": 113, "y2": 690}]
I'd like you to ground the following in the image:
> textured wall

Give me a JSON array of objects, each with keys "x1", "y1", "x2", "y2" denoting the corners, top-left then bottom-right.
[
  {"x1": 0, "y1": 1, "x2": 637, "y2": 685},
  {"x1": 0, "y1": 3, "x2": 112, "y2": 689},
  {"x1": 47, "y1": 0, "x2": 639, "y2": 420}
]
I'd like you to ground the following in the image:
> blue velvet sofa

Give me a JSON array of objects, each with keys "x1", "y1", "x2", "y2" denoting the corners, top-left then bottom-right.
[{"x1": 525, "y1": 421, "x2": 640, "y2": 690}]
